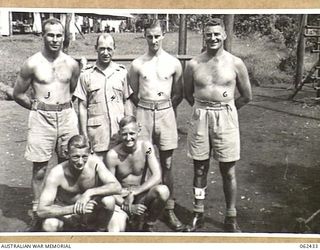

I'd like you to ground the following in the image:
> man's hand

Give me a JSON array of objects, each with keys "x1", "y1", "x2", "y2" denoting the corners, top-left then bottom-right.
[
  {"x1": 74, "y1": 193, "x2": 95, "y2": 214},
  {"x1": 130, "y1": 204, "x2": 147, "y2": 216},
  {"x1": 74, "y1": 199, "x2": 97, "y2": 215}
]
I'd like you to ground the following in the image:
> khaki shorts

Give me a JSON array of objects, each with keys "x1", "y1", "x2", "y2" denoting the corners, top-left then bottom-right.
[
  {"x1": 187, "y1": 100, "x2": 240, "y2": 162},
  {"x1": 25, "y1": 108, "x2": 79, "y2": 162},
  {"x1": 136, "y1": 99, "x2": 178, "y2": 151}
]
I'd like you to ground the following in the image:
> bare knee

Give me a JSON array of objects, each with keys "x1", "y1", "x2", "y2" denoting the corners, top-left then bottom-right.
[
  {"x1": 154, "y1": 185, "x2": 170, "y2": 201},
  {"x1": 42, "y1": 218, "x2": 63, "y2": 232},
  {"x1": 101, "y1": 196, "x2": 116, "y2": 211},
  {"x1": 33, "y1": 162, "x2": 48, "y2": 180}
]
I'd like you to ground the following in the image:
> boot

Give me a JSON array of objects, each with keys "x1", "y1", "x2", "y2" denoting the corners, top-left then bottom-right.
[
  {"x1": 224, "y1": 216, "x2": 241, "y2": 233},
  {"x1": 163, "y1": 209, "x2": 186, "y2": 231},
  {"x1": 184, "y1": 212, "x2": 204, "y2": 232}
]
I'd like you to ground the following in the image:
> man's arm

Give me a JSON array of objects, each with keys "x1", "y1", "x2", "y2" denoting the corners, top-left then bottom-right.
[
  {"x1": 78, "y1": 99, "x2": 88, "y2": 137},
  {"x1": 171, "y1": 59, "x2": 183, "y2": 109},
  {"x1": 122, "y1": 75, "x2": 134, "y2": 116},
  {"x1": 234, "y1": 57, "x2": 252, "y2": 109},
  {"x1": 37, "y1": 167, "x2": 74, "y2": 218},
  {"x1": 69, "y1": 59, "x2": 81, "y2": 94},
  {"x1": 83, "y1": 159, "x2": 122, "y2": 198},
  {"x1": 184, "y1": 60, "x2": 195, "y2": 106},
  {"x1": 13, "y1": 60, "x2": 33, "y2": 110},
  {"x1": 127, "y1": 61, "x2": 140, "y2": 106},
  {"x1": 74, "y1": 74, "x2": 88, "y2": 137}
]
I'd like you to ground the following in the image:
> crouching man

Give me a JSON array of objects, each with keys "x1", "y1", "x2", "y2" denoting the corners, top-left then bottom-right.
[
  {"x1": 37, "y1": 135, "x2": 122, "y2": 232},
  {"x1": 106, "y1": 116, "x2": 170, "y2": 232}
]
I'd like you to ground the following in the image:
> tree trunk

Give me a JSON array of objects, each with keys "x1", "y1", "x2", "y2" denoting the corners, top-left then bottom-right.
[
  {"x1": 294, "y1": 14, "x2": 307, "y2": 89},
  {"x1": 223, "y1": 14, "x2": 234, "y2": 53}
]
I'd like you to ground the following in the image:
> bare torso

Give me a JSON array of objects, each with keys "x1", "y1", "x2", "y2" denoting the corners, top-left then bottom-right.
[
  {"x1": 134, "y1": 50, "x2": 178, "y2": 101},
  {"x1": 29, "y1": 52, "x2": 75, "y2": 104},
  {"x1": 192, "y1": 50, "x2": 238, "y2": 103},
  {"x1": 56, "y1": 156, "x2": 99, "y2": 205},
  {"x1": 112, "y1": 140, "x2": 147, "y2": 188}
]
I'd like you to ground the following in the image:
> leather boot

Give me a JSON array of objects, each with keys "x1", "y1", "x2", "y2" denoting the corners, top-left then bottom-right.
[
  {"x1": 224, "y1": 216, "x2": 241, "y2": 233},
  {"x1": 163, "y1": 209, "x2": 186, "y2": 231},
  {"x1": 184, "y1": 212, "x2": 204, "y2": 232}
]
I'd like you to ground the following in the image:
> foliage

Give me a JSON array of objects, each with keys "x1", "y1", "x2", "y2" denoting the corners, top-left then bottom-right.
[{"x1": 234, "y1": 14, "x2": 299, "y2": 50}]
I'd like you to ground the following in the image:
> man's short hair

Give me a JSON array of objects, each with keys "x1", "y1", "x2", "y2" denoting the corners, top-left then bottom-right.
[
  {"x1": 95, "y1": 33, "x2": 116, "y2": 49},
  {"x1": 119, "y1": 115, "x2": 137, "y2": 129},
  {"x1": 68, "y1": 135, "x2": 89, "y2": 151},
  {"x1": 42, "y1": 18, "x2": 64, "y2": 34},
  {"x1": 205, "y1": 18, "x2": 225, "y2": 30},
  {"x1": 144, "y1": 19, "x2": 165, "y2": 33}
]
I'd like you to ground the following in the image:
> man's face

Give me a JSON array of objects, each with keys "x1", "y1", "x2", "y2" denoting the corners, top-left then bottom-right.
[
  {"x1": 120, "y1": 122, "x2": 139, "y2": 149},
  {"x1": 68, "y1": 147, "x2": 90, "y2": 172},
  {"x1": 204, "y1": 25, "x2": 226, "y2": 51},
  {"x1": 96, "y1": 36, "x2": 115, "y2": 66},
  {"x1": 43, "y1": 23, "x2": 64, "y2": 53},
  {"x1": 145, "y1": 26, "x2": 164, "y2": 53}
]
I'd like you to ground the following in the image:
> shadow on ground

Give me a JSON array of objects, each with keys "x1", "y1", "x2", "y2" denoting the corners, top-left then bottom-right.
[
  {"x1": 238, "y1": 161, "x2": 320, "y2": 234},
  {"x1": 0, "y1": 184, "x2": 31, "y2": 231}
]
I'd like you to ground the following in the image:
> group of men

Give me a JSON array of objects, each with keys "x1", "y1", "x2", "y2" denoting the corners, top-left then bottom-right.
[{"x1": 13, "y1": 17, "x2": 252, "y2": 233}]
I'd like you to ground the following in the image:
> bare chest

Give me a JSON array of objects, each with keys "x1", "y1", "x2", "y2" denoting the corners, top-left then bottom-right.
[
  {"x1": 116, "y1": 152, "x2": 146, "y2": 180},
  {"x1": 59, "y1": 172, "x2": 97, "y2": 195},
  {"x1": 194, "y1": 62, "x2": 236, "y2": 87},
  {"x1": 33, "y1": 60, "x2": 72, "y2": 85},
  {"x1": 139, "y1": 59, "x2": 174, "y2": 83}
]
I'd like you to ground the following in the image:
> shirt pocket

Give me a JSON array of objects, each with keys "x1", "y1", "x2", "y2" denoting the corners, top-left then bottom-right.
[
  {"x1": 87, "y1": 103, "x2": 103, "y2": 117},
  {"x1": 87, "y1": 115, "x2": 104, "y2": 127},
  {"x1": 87, "y1": 82, "x2": 102, "y2": 104},
  {"x1": 109, "y1": 86, "x2": 123, "y2": 103}
]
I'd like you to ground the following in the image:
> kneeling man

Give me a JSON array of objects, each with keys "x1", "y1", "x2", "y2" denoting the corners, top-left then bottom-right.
[
  {"x1": 106, "y1": 116, "x2": 170, "y2": 232},
  {"x1": 37, "y1": 135, "x2": 122, "y2": 232}
]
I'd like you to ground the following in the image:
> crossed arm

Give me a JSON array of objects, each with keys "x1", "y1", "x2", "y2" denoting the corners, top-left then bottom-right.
[{"x1": 37, "y1": 161, "x2": 121, "y2": 218}]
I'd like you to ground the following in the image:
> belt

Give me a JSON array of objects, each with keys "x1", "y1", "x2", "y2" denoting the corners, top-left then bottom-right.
[
  {"x1": 32, "y1": 100, "x2": 72, "y2": 111},
  {"x1": 194, "y1": 98, "x2": 231, "y2": 110},
  {"x1": 137, "y1": 99, "x2": 172, "y2": 111}
]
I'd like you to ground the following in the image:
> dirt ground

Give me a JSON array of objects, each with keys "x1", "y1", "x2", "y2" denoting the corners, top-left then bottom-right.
[{"x1": 0, "y1": 83, "x2": 319, "y2": 234}]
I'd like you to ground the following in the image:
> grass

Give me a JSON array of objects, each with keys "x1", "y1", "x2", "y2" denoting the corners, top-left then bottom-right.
[{"x1": 0, "y1": 30, "x2": 309, "y2": 99}]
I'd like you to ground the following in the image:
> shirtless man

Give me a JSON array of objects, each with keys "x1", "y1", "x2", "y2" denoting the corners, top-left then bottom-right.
[
  {"x1": 128, "y1": 19, "x2": 184, "y2": 231},
  {"x1": 184, "y1": 18, "x2": 252, "y2": 232},
  {"x1": 37, "y1": 135, "x2": 122, "y2": 232},
  {"x1": 13, "y1": 18, "x2": 80, "y2": 227},
  {"x1": 106, "y1": 116, "x2": 170, "y2": 232}
]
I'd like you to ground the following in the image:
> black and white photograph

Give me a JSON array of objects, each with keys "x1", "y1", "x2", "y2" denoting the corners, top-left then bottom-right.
[{"x1": 0, "y1": 8, "x2": 319, "y2": 236}]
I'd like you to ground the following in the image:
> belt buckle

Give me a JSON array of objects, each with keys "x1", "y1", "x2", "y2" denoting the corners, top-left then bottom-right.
[
  {"x1": 31, "y1": 100, "x2": 38, "y2": 110},
  {"x1": 154, "y1": 102, "x2": 158, "y2": 110},
  {"x1": 56, "y1": 104, "x2": 63, "y2": 112}
]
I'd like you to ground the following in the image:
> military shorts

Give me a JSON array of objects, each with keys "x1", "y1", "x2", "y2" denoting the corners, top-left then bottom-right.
[
  {"x1": 187, "y1": 99, "x2": 240, "y2": 162},
  {"x1": 25, "y1": 103, "x2": 79, "y2": 162}
]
